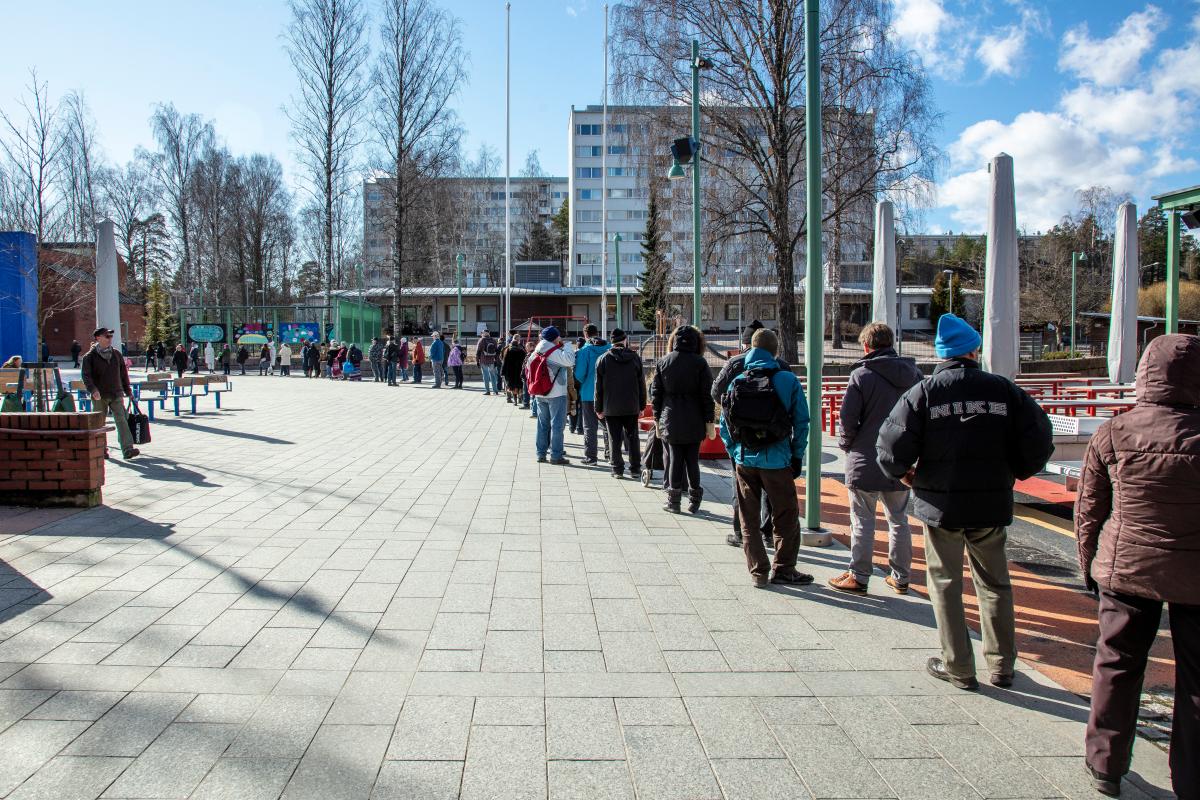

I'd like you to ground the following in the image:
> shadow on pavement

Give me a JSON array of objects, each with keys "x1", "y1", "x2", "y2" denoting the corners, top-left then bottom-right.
[{"x1": 149, "y1": 418, "x2": 294, "y2": 445}]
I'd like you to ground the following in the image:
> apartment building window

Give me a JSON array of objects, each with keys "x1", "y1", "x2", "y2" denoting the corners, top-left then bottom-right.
[
  {"x1": 607, "y1": 167, "x2": 636, "y2": 177},
  {"x1": 607, "y1": 188, "x2": 648, "y2": 199},
  {"x1": 759, "y1": 304, "x2": 777, "y2": 320},
  {"x1": 577, "y1": 253, "x2": 601, "y2": 265},
  {"x1": 577, "y1": 167, "x2": 603, "y2": 179},
  {"x1": 478, "y1": 305, "x2": 498, "y2": 324},
  {"x1": 577, "y1": 231, "x2": 603, "y2": 244},
  {"x1": 577, "y1": 210, "x2": 602, "y2": 222},
  {"x1": 577, "y1": 189, "x2": 599, "y2": 200},
  {"x1": 610, "y1": 123, "x2": 628, "y2": 134},
  {"x1": 608, "y1": 209, "x2": 649, "y2": 221},
  {"x1": 367, "y1": 191, "x2": 382, "y2": 202},
  {"x1": 725, "y1": 304, "x2": 739, "y2": 321},
  {"x1": 909, "y1": 302, "x2": 930, "y2": 320},
  {"x1": 576, "y1": 145, "x2": 601, "y2": 157},
  {"x1": 576, "y1": 124, "x2": 602, "y2": 136},
  {"x1": 607, "y1": 145, "x2": 627, "y2": 156}
]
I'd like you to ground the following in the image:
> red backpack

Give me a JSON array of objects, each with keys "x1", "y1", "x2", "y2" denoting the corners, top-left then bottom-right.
[{"x1": 525, "y1": 343, "x2": 563, "y2": 397}]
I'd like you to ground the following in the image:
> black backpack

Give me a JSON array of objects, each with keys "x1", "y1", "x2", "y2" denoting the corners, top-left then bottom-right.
[
  {"x1": 482, "y1": 338, "x2": 499, "y2": 358},
  {"x1": 721, "y1": 367, "x2": 792, "y2": 449}
]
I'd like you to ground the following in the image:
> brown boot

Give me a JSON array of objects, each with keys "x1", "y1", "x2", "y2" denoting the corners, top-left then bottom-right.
[
  {"x1": 827, "y1": 571, "x2": 867, "y2": 594},
  {"x1": 885, "y1": 575, "x2": 909, "y2": 595}
]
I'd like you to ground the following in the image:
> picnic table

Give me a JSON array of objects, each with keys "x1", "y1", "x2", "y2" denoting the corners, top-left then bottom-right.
[
  {"x1": 1037, "y1": 398, "x2": 1136, "y2": 417},
  {"x1": 1056, "y1": 384, "x2": 1137, "y2": 399}
]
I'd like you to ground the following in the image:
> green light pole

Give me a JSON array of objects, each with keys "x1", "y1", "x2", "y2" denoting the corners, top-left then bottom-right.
[
  {"x1": 1070, "y1": 251, "x2": 1085, "y2": 354},
  {"x1": 456, "y1": 253, "x2": 464, "y2": 337},
  {"x1": 613, "y1": 232, "x2": 623, "y2": 329},
  {"x1": 802, "y1": 0, "x2": 830, "y2": 544}
]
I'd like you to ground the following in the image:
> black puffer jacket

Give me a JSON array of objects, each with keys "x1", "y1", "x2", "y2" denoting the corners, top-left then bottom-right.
[
  {"x1": 876, "y1": 357, "x2": 1053, "y2": 528},
  {"x1": 595, "y1": 345, "x2": 647, "y2": 417},
  {"x1": 650, "y1": 327, "x2": 714, "y2": 444},
  {"x1": 838, "y1": 348, "x2": 923, "y2": 491}
]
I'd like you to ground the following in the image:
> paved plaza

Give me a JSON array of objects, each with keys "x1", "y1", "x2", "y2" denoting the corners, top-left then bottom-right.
[{"x1": 0, "y1": 374, "x2": 1175, "y2": 799}]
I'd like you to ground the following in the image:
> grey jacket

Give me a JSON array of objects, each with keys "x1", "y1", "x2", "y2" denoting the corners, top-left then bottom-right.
[{"x1": 838, "y1": 348, "x2": 922, "y2": 491}]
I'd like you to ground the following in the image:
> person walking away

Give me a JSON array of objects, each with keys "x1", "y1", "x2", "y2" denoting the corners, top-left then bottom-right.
[
  {"x1": 522, "y1": 341, "x2": 537, "y2": 415},
  {"x1": 829, "y1": 322, "x2": 923, "y2": 595},
  {"x1": 308, "y1": 341, "x2": 321, "y2": 377},
  {"x1": 502, "y1": 336, "x2": 526, "y2": 405},
  {"x1": 69, "y1": 339, "x2": 82, "y2": 368},
  {"x1": 383, "y1": 336, "x2": 400, "y2": 386},
  {"x1": 719, "y1": 328, "x2": 810, "y2": 587},
  {"x1": 412, "y1": 337, "x2": 425, "y2": 383},
  {"x1": 651, "y1": 325, "x2": 715, "y2": 513},
  {"x1": 326, "y1": 341, "x2": 340, "y2": 378},
  {"x1": 429, "y1": 331, "x2": 448, "y2": 388},
  {"x1": 187, "y1": 342, "x2": 199, "y2": 373},
  {"x1": 171, "y1": 344, "x2": 187, "y2": 379},
  {"x1": 877, "y1": 313, "x2": 1052, "y2": 691},
  {"x1": 369, "y1": 337, "x2": 384, "y2": 382},
  {"x1": 448, "y1": 339, "x2": 465, "y2": 388},
  {"x1": 81, "y1": 327, "x2": 139, "y2": 460},
  {"x1": 568, "y1": 338, "x2": 585, "y2": 433},
  {"x1": 1075, "y1": 334, "x2": 1200, "y2": 798},
  {"x1": 397, "y1": 337, "x2": 411, "y2": 382},
  {"x1": 203, "y1": 342, "x2": 215, "y2": 374},
  {"x1": 237, "y1": 345, "x2": 249, "y2": 375},
  {"x1": 268, "y1": 338, "x2": 278, "y2": 375},
  {"x1": 279, "y1": 342, "x2": 293, "y2": 376},
  {"x1": 527, "y1": 326, "x2": 576, "y2": 464},
  {"x1": 258, "y1": 344, "x2": 271, "y2": 375},
  {"x1": 574, "y1": 324, "x2": 612, "y2": 465},
  {"x1": 219, "y1": 344, "x2": 232, "y2": 376},
  {"x1": 594, "y1": 328, "x2": 646, "y2": 479},
  {"x1": 475, "y1": 330, "x2": 500, "y2": 394},
  {"x1": 713, "y1": 320, "x2": 785, "y2": 549},
  {"x1": 155, "y1": 342, "x2": 166, "y2": 371},
  {"x1": 41, "y1": 340, "x2": 49, "y2": 363}
]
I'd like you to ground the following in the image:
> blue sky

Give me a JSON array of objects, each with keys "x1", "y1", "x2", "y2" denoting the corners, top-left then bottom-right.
[{"x1": 3, "y1": 0, "x2": 1199, "y2": 235}]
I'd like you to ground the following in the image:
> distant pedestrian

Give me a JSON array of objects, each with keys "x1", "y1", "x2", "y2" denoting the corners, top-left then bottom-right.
[
  {"x1": 326, "y1": 341, "x2": 340, "y2": 378},
  {"x1": 41, "y1": 340, "x2": 49, "y2": 362},
  {"x1": 204, "y1": 342, "x2": 215, "y2": 373},
  {"x1": 268, "y1": 339, "x2": 277, "y2": 375},
  {"x1": 80, "y1": 327, "x2": 139, "y2": 460},
  {"x1": 476, "y1": 329, "x2": 500, "y2": 394},
  {"x1": 398, "y1": 337, "x2": 411, "y2": 382},
  {"x1": 651, "y1": 325, "x2": 714, "y2": 514},
  {"x1": 219, "y1": 344, "x2": 231, "y2": 375},
  {"x1": 70, "y1": 340, "x2": 82, "y2": 368},
  {"x1": 521, "y1": 341, "x2": 536, "y2": 414},
  {"x1": 828, "y1": 322, "x2": 923, "y2": 596},
  {"x1": 1075, "y1": 334, "x2": 1200, "y2": 799},
  {"x1": 594, "y1": 328, "x2": 646, "y2": 479},
  {"x1": 448, "y1": 338, "x2": 465, "y2": 388},
  {"x1": 712, "y1": 320, "x2": 784, "y2": 549},
  {"x1": 502, "y1": 336, "x2": 525, "y2": 404},
  {"x1": 369, "y1": 337, "x2": 384, "y2": 383},
  {"x1": 412, "y1": 337, "x2": 425, "y2": 383},
  {"x1": 155, "y1": 342, "x2": 166, "y2": 371},
  {"x1": 279, "y1": 343, "x2": 292, "y2": 376},
  {"x1": 236, "y1": 345, "x2": 249, "y2": 375},
  {"x1": 430, "y1": 331, "x2": 448, "y2": 388},
  {"x1": 189, "y1": 343, "x2": 201, "y2": 373},
  {"x1": 171, "y1": 344, "x2": 187, "y2": 379},
  {"x1": 527, "y1": 326, "x2": 576, "y2": 464},
  {"x1": 574, "y1": 324, "x2": 611, "y2": 464},
  {"x1": 259, "y1": 344, "x2": 271, "y2": 375},
  {"x1": 384, "y1": 336, "x2": 400, "y2": 386},
  {"x1": 719, "y1": 328, "x2": 810, "y2": 587},
  {"x1": 877, "y1": 314, "x2": 1052, "y2": 691}
]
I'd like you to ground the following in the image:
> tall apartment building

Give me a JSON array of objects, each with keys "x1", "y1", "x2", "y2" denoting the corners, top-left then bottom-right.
[{"x1": 362, "y1": 175, "x2": 568, "y2": 289}]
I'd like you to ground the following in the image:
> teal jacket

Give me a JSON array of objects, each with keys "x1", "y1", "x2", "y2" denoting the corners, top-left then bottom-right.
[
  {"x1": 429, "y1": 338, "x2": 447, "y2": 361},
  {"x1": 574, "y1": 340, "x2": 611, "y2": 402},
  {"x1": 719, "y1": 347, "x2": 809, "y2": 470}
]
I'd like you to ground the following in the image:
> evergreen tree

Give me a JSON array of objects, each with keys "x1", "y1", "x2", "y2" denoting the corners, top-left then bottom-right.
[
  {"x1": 142, "y1": 276, "x2": 178, "y2": 348},
  {"x1": 929, "y1": 270, "x2": 963, "y2": 331},
  {"x1": 636, "y1": 189, "x2": 670, "y2": 330},
  {"x1": 518, "y1": 219, "x2": 557, "y2": 262},
  {"x1": 1137, "y1": 206, "x2": 1168, "y2": 285},
  {"x1": 550, "y1": 196, "x2": 570, "y2": 266}
]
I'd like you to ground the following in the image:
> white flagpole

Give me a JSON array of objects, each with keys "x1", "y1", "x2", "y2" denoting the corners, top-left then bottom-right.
[
  {"x1": 504, "y1": 2, "x2": 512, "y2": 337},
  {"x1": 600, "y1": 3, "x2": 609, "y2": 339}
]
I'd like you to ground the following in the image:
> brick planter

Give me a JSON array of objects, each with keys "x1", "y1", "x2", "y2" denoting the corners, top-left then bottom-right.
[{"x1": 0, "y1": 412, "x2": 107, "y2": 507}]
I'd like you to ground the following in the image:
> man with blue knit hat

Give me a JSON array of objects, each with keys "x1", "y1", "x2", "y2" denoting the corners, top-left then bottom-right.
[
  {"x1": 528, "y1": 325, "x2": 576, "y2": 464},
  {"x1": 877, "y1": 313, "x2": 1052, "y2": 691}
]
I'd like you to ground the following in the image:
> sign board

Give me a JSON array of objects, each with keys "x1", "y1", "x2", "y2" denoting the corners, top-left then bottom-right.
[
  {"x1": 280, "y1": 322, "x2": 320, "y2": 344},
  {"x1": 187, "y1": 323, "x2": 225, "y2": 343}
]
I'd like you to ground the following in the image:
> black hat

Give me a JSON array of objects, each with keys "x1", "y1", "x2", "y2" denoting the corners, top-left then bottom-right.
[
  {"x1": 92, "y1": 327, "x2": 114, "y2": 337},
  {"x1": 740, "y1": 319, "x2": 764, "y2": 346},
  {"x1": 610, "y1": 327, "x2": 627, "y2": 344}
]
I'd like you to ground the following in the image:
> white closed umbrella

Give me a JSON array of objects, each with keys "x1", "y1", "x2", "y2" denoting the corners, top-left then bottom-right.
[
  {"x1": 1108, "y1": 201, "x2": 1139, "y2": 384},
  {"x1": 872, "y1": 200, "x2": 898, "y2": 328},
  {"x1": 982, "y1": 153, "x2": 1020, "y2": 379}
]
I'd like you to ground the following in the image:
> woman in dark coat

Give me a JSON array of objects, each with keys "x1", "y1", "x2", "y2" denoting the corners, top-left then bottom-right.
[
  {"x1": 171, "y1": 344, "x2": 188, "y2": 379},
  {"x1": 501, "y1": 336, "x2": 526, "y2": 404},
  {"x1": 236, "y1": 345, "x2": 250, "y2": 375},
  {"x1": 650, "y1": 325, "x2": 714, "y2": 513}
]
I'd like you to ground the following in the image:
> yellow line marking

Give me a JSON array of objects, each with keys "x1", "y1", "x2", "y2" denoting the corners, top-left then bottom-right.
[{"x1": 1013, "y1": 505, "x2": 1075, "y2": 537}]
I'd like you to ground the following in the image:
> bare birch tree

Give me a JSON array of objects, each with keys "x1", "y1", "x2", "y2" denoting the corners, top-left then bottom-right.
[
  {"x1": 0, "y1": 70, "x2": 65, "y2": 245},
  {"x1": 148, "y1": 103, "x2": 213, "y2": 300},
  {"x1": 372, "y1": 0, "x2": 466, "y2": 337},
  {"x1": 284, "y1": 0, "x2": 370, "y2": 335},
  {"x1": 58, "y1": 90, "x2": 104, "y2": 244}
]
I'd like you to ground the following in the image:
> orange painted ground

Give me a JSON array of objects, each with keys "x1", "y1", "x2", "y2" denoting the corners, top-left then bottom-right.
[{"x1": 797, "y1": 476, "x2": 1176, "y2": 697}]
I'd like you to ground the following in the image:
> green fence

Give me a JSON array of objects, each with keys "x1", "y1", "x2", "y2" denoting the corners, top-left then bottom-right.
[{"x1": 333, "y1": 298, "x2": 383, "y2": 347}]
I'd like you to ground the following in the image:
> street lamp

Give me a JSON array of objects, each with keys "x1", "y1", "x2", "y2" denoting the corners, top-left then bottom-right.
[
  {"x1": 1071, "y1": 251, "x2": 1086, "y2": 353},
  {"x1": 942, "y1": 269, "x2": 954, "y2": 316},
  {"x1": 665, "y1": 40, "x2": 710, "y2": 327},
  {"x1": 613, "y1": 232, "x2": 623, "y2": 329},
  {"x1": 735, "y1": 268, "x2": 743, "y2": 338},
  {"x1": 456, "y1": 253, "x2": 464, "y2": 338}
]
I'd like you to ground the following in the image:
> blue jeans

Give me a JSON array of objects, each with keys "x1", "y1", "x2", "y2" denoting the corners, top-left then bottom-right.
[
  {"x1": 535, "y1": 395, "x2": 567, "y2": 460},
  {"x1": 481, "y1": 364, "x2": 498, "y2": 393},
  {"x1": 399, "y1": 366, "x2": 409, "y2": 381},
  {"x1": 386, "y1": 362, "x2": 396, "y2": 384},
  {"x1": 432, "y1": 360, "x2": 446, "y2": 387},
  {"x1": 413, "y1": 363, "x2": 423, "y2": 383}
]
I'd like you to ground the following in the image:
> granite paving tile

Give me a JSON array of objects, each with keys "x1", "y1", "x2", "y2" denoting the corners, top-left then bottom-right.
[
  {"x1": 6, "y1": 755, "x2": 132, "y2": 800},
  {"x1": 65, "y1": 691, "x2": 193, "y2": 757},
  {"x1": 623, "y1": 725, "x2": 721, "y2": 800},
  {"x1": 386, "y1": 695, "x2": 475, "y2": 760},
  {"x1": 372, "y1": 760, "x2": 463, "y2": 800},
  {"x1": 460, "y1": 724, "x2": 547, "y2": 800},
  {"x1": 0, "y1": 719, "x2": 92, "y2": 795},
  {"x1": 281, "y1": 723, "x2": 392, "y2": 799}
]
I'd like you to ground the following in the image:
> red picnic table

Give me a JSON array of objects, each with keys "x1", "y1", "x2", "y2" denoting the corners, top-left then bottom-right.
[{"x1": 1038, "y1": 398, "x2": 1136, "y2": 417}]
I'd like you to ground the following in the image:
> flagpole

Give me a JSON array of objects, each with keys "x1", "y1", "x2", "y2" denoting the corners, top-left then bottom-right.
[
  {"x1": 504, "y1": 1, "x2": 512, "y2": 337},
  {"x1": 600, "y1": 3, "x2": 609, "y2": 339}
]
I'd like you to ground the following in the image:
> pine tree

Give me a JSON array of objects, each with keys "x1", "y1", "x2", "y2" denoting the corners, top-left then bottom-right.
[
  {"x1": 929, "y1": 271, "x2": 963, "y2": 331},
  {"x1": 142, "y1": 276, "x2": 177, "y2": 348},
  {"x1": 518, "y1": 219, "x2": 557, "y2": 262},
  {"x1": 636, "y1": 190, "x2": 670, "y2": 330},
  {"x1": 551, "y1": 196, "x2": 570, "y2": 267}
]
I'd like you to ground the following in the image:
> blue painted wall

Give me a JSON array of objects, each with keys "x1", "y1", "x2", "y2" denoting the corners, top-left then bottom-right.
[{"x1": 0, "y1": 232, "x2": 38, "y2": 362}]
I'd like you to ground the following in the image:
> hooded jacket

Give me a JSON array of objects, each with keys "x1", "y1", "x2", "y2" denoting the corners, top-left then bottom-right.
[
  {"x1": 1075, "y1": 334, "x2": 1200, "y2": 604},
  {"x1": 711, "y1": 350, "x2": 790, "y2": 405},
  {"x1": 502, "y1": 342, "x2": 527, "y2": 386},
  {"x1": 876, "y1": 357, "x2": 1053, "y2": 528},
  {"x1": 532, "y1": 338, "x2": 576, "y2": 399},
  {"x1": 838, "y1": 348, "x2": 923, "y2": 491},
  {"x1": 650, "y1": 327, "x2": 714, "y2": 444},
  {"x1": 594, "y1": 345, "x2": 646, "y2": 417},
  {"x1": 720, "y1": 347, "x2": 809, "y2": 470},
  {"x1": 574, "y1": 338, "x2": 612, "y2": 402}
]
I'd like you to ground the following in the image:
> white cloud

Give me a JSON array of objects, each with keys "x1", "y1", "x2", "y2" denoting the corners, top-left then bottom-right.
[
  {"x1": 891, "y1": 0, "x2": 966, "y2": 77},
  {"x1": 1058, "y1": 6, "x2": 1166, "y2": 86},
  {"x1": 978, "y1": 26, "x2": 1027, "y2": 77}
]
